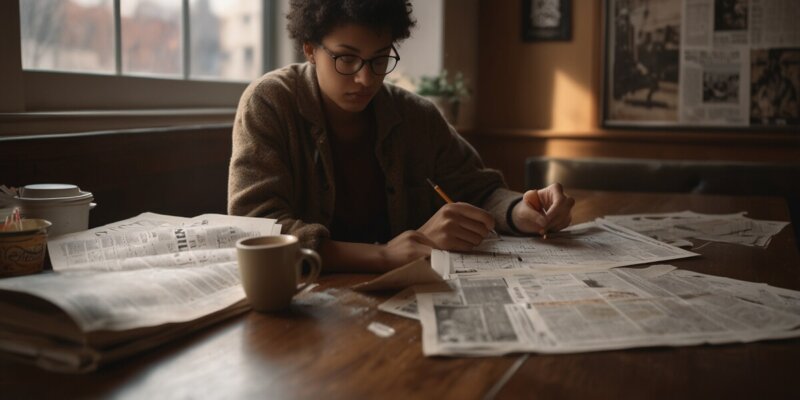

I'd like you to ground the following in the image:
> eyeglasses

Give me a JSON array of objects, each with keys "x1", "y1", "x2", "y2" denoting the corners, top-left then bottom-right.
[{"x1": 319, "y1": 45, "x2": 400, "y2": 76}]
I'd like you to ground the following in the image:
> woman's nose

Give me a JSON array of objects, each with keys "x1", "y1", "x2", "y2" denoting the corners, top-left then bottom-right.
[{"x1": 354, "y1": 64, "x2": 375, "y2": 86}]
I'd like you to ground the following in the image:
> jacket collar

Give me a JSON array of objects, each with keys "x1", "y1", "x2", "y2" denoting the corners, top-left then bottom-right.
[
  {"x1": 295, "y1": 62, "x2": 402, "y2": 143},
  {"x1": 296, "y1": 63, "x2": 326, "y2": 137}
]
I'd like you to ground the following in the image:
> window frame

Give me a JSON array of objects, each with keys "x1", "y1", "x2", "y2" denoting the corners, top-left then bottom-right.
[{"x1": 2, "y1": 0, "x2": 276, "y2": 114}]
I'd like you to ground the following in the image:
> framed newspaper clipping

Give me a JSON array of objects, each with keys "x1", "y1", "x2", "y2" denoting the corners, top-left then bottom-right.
[{"x1": 602, "y1": 0, "x2": 800, "y2": 130}]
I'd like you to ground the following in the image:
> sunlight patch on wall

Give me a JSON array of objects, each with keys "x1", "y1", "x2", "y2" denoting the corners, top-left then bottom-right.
[{"x1": 550, "y1": 68, "x2": 592, "y2": 132}]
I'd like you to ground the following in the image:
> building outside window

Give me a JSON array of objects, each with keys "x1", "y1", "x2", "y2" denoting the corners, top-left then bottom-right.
[{"x1": 20, "y1": 0, "x2": 265, "y2": 82}]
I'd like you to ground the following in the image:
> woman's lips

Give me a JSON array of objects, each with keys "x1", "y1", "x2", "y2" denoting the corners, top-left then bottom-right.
[{"x1": 346, "y1": 91, "x2": 373, "y2": 101}]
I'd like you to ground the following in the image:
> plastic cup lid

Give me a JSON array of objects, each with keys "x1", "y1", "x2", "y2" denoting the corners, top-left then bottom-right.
[{"x1": 17, "y1": 184, "x2": 93, "y2": 202}]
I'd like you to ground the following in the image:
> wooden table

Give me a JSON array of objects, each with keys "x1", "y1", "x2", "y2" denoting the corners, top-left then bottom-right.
[{"x1": 1, "y1": 191, "x2": 799, "y2": 399}]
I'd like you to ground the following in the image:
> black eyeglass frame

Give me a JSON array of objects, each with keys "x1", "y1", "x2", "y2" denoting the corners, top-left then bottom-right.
[{"x1": 318, "y1": 44, "x2": 400, "y2": 76}]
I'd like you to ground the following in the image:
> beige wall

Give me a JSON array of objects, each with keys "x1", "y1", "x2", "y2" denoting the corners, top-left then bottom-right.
[
  {"x1": 477, "y1": 0, "x2": 599, "y2": 131},
  {"x1": 443, "y1": 0, "x2": 479, "y2": 129}
]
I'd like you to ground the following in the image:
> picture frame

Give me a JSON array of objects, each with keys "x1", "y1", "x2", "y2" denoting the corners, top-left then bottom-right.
[
  {"x1": 522, "y1": 0, "x2": 572, "y2": 42},
  {"x1": 601, "y1": 0, "x2": 800, "y2": 130}
]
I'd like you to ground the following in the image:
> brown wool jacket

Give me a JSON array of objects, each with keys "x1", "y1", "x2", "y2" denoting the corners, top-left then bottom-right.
[{"x1": 228, "y1": 63, "x2": 523, "y2": 250}]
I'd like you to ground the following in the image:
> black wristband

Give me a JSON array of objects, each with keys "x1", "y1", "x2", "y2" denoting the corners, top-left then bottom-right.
[{"x1": 506, "y1": 197, "x2": 525, "y2": 235}]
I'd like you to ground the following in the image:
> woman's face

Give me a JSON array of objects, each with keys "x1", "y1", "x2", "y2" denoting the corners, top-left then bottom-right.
[{"x1": 305, "y1": 24, "x2": 394, "y2": 116}]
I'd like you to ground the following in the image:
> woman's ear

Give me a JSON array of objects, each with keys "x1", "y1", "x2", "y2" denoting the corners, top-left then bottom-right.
[{"x1": 303, "y1": 42, "x2": 315, "y2": 64}]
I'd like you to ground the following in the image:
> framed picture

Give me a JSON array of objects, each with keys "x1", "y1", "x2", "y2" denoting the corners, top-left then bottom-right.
[
  {"x1": 522, "y1": 0, "x2": 572, "y2": 42},
  {"x1": 602, "y1": 0, "x2": 800, "y2": 130}
]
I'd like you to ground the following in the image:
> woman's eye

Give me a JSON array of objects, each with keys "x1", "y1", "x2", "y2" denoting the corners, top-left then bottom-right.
[{"x1": 338, "y1": 55, "x2": 359, "y2": 64}]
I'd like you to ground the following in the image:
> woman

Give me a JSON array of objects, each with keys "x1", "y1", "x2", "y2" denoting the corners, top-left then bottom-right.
[{"x1": 228, "y1": 0, "x2": 574, "y2": 272}]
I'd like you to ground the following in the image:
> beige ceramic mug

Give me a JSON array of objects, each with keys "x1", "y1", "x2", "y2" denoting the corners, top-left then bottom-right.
[{"x1": 235, "y1": 235, "x2": 321, "y2": 312}]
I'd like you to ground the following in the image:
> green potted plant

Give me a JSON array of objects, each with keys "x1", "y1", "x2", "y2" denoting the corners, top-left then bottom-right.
[{"x1": 416, "y1": 70, "x2": 470, "y2": 125}]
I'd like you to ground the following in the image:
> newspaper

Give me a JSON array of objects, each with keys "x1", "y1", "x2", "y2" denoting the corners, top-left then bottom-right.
[
  {"x1": 749, "y1": 0, "x2": 800, "y2": 49},
  {"x1": 599, "y1": 210, "x2": 789, "y2": 248},
  {"x1": 679, "y1": 0, "x2": 750, "y2": 126},
  {"x1": 680, "y1": 48, "x2": 749, "y2": 125},
  {"x1": 679, "y1": 0, "x2": 800, "y2": 127},
  {"x1": 431, "y1": 221, "x2": 698, "y2": 279},
  {"x1": 417, "y1": 265, "x2": 800, "y2": 356},
  {"x1": 606, "y1": 0, "x2": 799, "y2": 127},
  {"x1": 378, "y1": 287, "x2": 420, "y2": 320},
  {"x1": 379, "y1": 220, "x2": 696, "y2": 323},
  {"x1": 48, "y1": 212, "x2": 274, "y2": 271},
  {"x1": 0, "y1": 213, "x2": 281, "y2": 372},
  {"x1": 38, "y1": 212, "x2": 281, "y2": 331}
]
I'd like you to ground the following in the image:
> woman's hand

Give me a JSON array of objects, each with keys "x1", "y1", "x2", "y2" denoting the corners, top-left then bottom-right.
[
  {"x1": 511, "y1": 183, "x2": 574, "y2": 235},
  {"x1": 417, "y1": 202, "x2": 495, "y2": 251},
  {"x1": 379, "y1": 230, "x2": 435, "y2": 269}
]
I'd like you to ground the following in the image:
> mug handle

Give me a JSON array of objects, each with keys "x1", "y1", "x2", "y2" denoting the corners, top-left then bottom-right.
[{"x1": 295, "y1": 248, "x2": 321, "y2": 293}]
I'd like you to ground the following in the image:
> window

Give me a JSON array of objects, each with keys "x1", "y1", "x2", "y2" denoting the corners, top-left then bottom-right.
[
  {"x1": 20, "y1": 0, "x2": 265, "y2": 82},
  {"x1": 20, "y1": 0, "x2": 116, "y2": 74},
  {"x1": 0, "y1": 0, "x2": 286, "y2": 135},
  {"x1": 121, "y1": 0, "x2": 183, "y2": 77}
]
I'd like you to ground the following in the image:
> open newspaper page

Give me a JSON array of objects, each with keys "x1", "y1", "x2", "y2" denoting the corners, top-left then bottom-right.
[
  {"x1": 599, "y1": 210, "x2": 789, "y2": 248},
  {"x1": 48, "y1": 212, "x2": 279, "y2": 271},
  {"x1": 418, "y1": 265, "x2": 800, "y2": 356},
  {"x1": 378, "y1": 287, "x2": 420, "y2": 320},
  {"x1": 24, "y1": 212, "x2": 280, "y2": 330},
  {"x1": 431, "y1": 221, "x2": 698, "y2": 279},
  {"x1": 0, "y1": 213, "x2": 280, "y2": 372},
  {"x1": 670, "y1": 269, "x2": 800, "y2": 318}
]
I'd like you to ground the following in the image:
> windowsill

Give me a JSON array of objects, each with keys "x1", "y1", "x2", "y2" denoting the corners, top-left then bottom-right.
[{"x1": 0, "y1": 108, "x2": 236, "y2": 137}]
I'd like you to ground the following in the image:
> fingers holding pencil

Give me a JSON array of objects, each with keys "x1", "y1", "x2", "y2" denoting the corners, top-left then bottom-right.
[
  {"x1": 514, "y1": 184, "x2": 575, "y2": 237},
  {"x1": 523, "y1": 190, "x2": 548, "y2": 237},
  {"x1": 535, "y1": 184, "x2": 575, "y2": 233}
]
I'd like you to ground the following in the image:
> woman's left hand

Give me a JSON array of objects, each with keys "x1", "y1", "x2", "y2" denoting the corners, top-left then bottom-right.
[{"x1": 510, "y1": 183, "x2": 574, "y2": 235}]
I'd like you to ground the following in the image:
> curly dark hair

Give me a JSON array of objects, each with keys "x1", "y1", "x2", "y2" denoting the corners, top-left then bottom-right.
[{"x1": 286, "y1": 0, "x2": 416, "y2": 49}]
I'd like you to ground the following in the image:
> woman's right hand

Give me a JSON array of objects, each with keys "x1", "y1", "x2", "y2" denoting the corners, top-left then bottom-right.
[
  {"x1": 417, "y1": 202, "x2": 495, "y2": 252},
  {"x1": 380, "y1": 230, "x2": 435, "y2": 269}
]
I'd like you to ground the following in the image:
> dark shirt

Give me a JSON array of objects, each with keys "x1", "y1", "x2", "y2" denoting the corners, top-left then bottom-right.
[{"x1": 328, "y1": 119, "x2": 391, "y2": 244}]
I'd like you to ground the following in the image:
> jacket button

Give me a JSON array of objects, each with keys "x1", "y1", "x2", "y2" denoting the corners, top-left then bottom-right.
[
  {"x1": 322, "y1": 182, "x2": 330, "y2": 191},
  {"x1": 386, "y1": 186, "x2": 395, "y2": 195}
]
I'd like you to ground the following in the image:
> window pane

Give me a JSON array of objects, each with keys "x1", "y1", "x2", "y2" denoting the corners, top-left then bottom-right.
[
  {"x1": 20, "y1": 0, "x2": 115, "y2": 74},
  {"x1": 189, "y1": 0, "x2": 262, "y2": 81},
  {"x1": 121, "y1": 0, "x2": 182, "y2": 77}
]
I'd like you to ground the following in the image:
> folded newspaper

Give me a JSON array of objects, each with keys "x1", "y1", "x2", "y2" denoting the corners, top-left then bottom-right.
[{"x1": 0, "y1": 213, "x2": 280, "y2": 373}]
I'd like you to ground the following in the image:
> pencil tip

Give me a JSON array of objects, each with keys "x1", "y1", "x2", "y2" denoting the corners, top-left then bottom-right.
[{"x1": 425, "y1": 177, "x2": 435, "y2": 187}]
